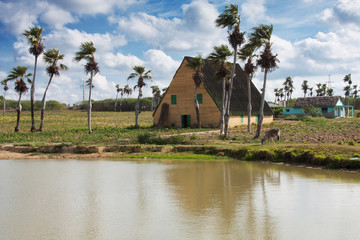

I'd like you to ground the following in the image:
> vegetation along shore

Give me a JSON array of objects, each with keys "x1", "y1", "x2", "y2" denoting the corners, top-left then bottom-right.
[{"x1": 0, "y1": 110, "x2": 359, "y2": 172}]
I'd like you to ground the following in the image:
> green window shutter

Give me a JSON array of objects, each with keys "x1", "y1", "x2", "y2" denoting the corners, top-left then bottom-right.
[
  {"x1": 197, "y1": 94, "x2": 202, "y2": 104},
  {"x1": 171, "y1": 95, "x2": 177, "y2": 105}
]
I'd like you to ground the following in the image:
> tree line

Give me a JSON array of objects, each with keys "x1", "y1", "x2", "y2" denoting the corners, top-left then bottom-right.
[{"x1": 274, "y1": 74, "x2": 358, "y2": 107}]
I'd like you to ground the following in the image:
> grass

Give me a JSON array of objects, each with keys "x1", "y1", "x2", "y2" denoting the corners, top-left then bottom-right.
[
  {"x1": 1, "y1": 110, "x2": 360, "y2": 169},
  {"x1": 0, "y1": 110, "x2": 212, "y2": 145}
]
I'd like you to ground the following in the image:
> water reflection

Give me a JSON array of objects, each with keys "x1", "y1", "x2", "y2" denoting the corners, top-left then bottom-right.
[{"x1": 0, "y1": 160, "x2": 359, "y2": 240}]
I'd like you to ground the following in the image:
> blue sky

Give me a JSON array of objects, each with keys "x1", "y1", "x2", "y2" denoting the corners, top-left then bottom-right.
[{"x1": 0, "y1": 0, "x2": 359, "y2": 104}]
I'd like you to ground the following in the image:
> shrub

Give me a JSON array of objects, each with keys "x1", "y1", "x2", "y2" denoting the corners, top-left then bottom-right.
[
  {"x1": 348, "y1": 140, "x2": 356, "y2": 146},
  {"x1": 190, "y1": 135, "x2": 200, "y2": 140}
]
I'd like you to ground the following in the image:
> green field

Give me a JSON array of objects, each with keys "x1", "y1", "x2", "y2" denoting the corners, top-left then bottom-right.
[{"x1": 1, "y1": 110, "x2": 360, "y2": 170}]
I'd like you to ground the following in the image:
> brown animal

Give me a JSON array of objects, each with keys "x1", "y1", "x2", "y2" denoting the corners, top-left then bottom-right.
[{"x1": 261, "y1": 128, "x2": 280, "y2": 145}]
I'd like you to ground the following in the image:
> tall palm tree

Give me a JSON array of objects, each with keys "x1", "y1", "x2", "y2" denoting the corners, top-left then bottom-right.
[
  {"x1": 353, "y1": 85, "x2": 358, "y2": 107},
  {"x1": 128, "y1": 65, "x2": 152, "y2": 127},
  {"x1": 23, "y1": 26, "x2": 45, "y2": 132},
  {"x1": 187, "y1": 55, "x2": 205, "y2": 128},
  {"x1": 301, "y1": 80, "x2": 309, "y2": 97},
  {"x1": 4, "y1": 66, "x2": 32, "y2": 132},
  {"x1": 343, "y1": 74, "x2": 352, "y2": 105},
  {"x1": 1, "y1": 80, "x2": 8, "y2": 116},
  {"x1": 216, "y1": 4, "x2": 244, "y2": 137},
  {"x1": 273, "y1": 88, "x2": 279, "y2": 103},
  {"x1": 255, "y1": 41, "x2": 279, "y2": 139},
  {"x1": 279, "y1": 88, "x2": 284, "y2": 102},
  {"x1": 208, "y1": 44, "x2": 232, "y2": 133},
  {"x1": 242, "y1": 24, "x2": 275, "y2": 134},
  {"x1": 316, "y1": 83, "x2": 322, "y2": 96},
  {"x1": 151, "y1": 85, "x2": 161, "y2": 111},
  {"x1": 251, "y1": 24, "x2": 278, "y2": 138},
  {"x1": 239, "y1": 39, "x2": 261, "y2": 133},
  {"x1": 122, "y1": 84, "x2": 133, "y2": 112},
  {"x1": 39, "y1": 49, "x2": 68, "y2": 132},
  {"x1": 114, "y1": 84, "x2": 122, "y2": 112},
  {"x1": 75, "y1": 41, "x2": 99, "y2": 134}
]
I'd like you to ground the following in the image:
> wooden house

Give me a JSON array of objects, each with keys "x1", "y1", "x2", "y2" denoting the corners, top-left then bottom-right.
[
  {"x1": 153, "y1": 57, "x2": 273, "y2": 128},
  {"x1": 283, "y1": 96, "x2": 353, "y2": 118}
]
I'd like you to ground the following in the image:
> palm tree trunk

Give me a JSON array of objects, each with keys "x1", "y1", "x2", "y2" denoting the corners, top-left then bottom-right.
[
  {"x1": 247, "y1": 74, "x2": 252, "y2": 133},
  {"x1": 219, "y1": 78, "x2": 225, "y2": 134},
  {"x1": 224, "y1": 45, "x2": 237, "y2": 137},
  {"x1": 194, "y1": 86, "x2": 200, "y2": 128},
  {"x1": 255, "y1": 70, "x2": 268, "y2": 139},
  {"x1": 88, "y1": 71, "x2": 93, "y2": 134},
  {"x1": 30, "y1": 55, "x2": 38, "y2": 132},
  {"x1": 114, "y1": 92, "x2": 119, "y2": 112},
  {"x1": 135, "y1": 89, "x2": 141, "y2": 127},
  {"x1": 120, "y1": 94, "x2": 123, "y2": 112},
  {"x1": 3, "y1": 91, "x2": 5, "y2": 117},
  {"x1": 39, "y1": 75, "x2": 53, "y2": 132},
  {"x1": 15, "y1": 94, "x2": 22, "y2": 132}
]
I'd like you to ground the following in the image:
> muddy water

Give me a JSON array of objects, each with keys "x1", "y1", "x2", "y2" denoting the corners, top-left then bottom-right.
[{"x1": 0, "y1": 159, "x2": 359, "y2": 240}]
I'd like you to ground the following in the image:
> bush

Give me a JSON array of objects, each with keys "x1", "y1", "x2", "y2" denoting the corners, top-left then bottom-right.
[{"x1": 137, "y1": 133, "x2": 186, "y2": 145}]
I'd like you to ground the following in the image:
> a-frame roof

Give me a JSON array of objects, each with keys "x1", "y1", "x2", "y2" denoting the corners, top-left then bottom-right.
[{"x1": 183, "y1": 56, "x2": 273, "y2": 116}]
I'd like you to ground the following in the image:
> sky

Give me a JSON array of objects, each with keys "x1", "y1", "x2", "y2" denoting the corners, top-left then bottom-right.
[{"x1": 0, "y1": 0, "x2": 359, "y2": 105}]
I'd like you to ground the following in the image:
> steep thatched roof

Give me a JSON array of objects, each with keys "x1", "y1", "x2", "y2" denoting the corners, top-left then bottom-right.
[
  {"x1": 293, "y1": 96, "x2": 342, "y2": 108},
  {"x1": 184, "y1": 57, "x2": 273, "y2": 116}
]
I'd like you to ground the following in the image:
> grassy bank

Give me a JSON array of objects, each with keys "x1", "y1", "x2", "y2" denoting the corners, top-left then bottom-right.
[{"x1": 0, "y1": 110, "x2": 360, "y2": 170}]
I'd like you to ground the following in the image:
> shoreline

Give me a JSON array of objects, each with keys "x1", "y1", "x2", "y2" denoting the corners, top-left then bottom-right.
[{"x1": 1, "y1": 143, "x2": 359, "y2": 173}]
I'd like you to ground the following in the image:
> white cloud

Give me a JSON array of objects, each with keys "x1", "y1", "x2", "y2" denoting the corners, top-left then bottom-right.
[
  {"x1": 111, "y1": 0, "x2": 223, "y2": 53},
  {"x1": 241, "y1": 0, "x2": 266, "y2": 24},
  {"x1": 39, "y1": 2, "x2": 76, "y2": 29},
  {"x1": 0, "y1": 1, "x2": 39, "y2": 35},
  {"x1": 52, "y1": 0, "x2": 142, "y2": 15},
  {"x1": 320, "y1": 0, "x2": 360, "y2": 27},
  {"x1": 102, "y1": 53, "x2": 143, "y2": 70}
]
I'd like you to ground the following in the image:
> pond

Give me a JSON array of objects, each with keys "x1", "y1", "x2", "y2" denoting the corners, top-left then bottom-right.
[{"x1": 0, "y1": 159, "x2": 359, "y2": 240}]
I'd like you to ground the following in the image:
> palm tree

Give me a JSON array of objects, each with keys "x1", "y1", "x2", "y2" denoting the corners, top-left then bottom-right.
[
  {"x1": 316, "y1": 83, "x2": 323, "y2": 96},
  {"x1": 128, "y1": 66, "x2": 152, "y2": 127},
  {"x1": 343, "y1": 74, "x2": 352, "y2": 105},
  {"x1": 1, "y1": 80, "x2": 8, "y2": 116},
  {"x1": 208, "y1": 44, "x2": 232, "y2": 134},
  {"x1": 274, "y1": 88, "x2": 279, "y2": 103},
  {"x1": 115, "y1": 84, "x2": 123, "y2": 112},
  {"x1": 4, "y1": 66, "x2": 32, "y2": 132},
  {"x1": 187, "y1": 55, "x2": 205, "y2": 128},
  {"x1": 353, "y1": 85, "x2": 358, "y2": 107},
  {"x1": 253, "y1": 24, "x2": 279, "y2": 139},
  {"x1": 239, "y1": 42, "x2": 258, "y2": 133},
  {"x1": 279, "y1": 88, "x2": 284, "y2": 102},
  {"x1": 23, "y1": 26, "x2": 45, "y2": 132},
  {"x1": 326, "y1": 88, "x2": 334, "y2": 96},
  {"x1": 309, "y1": 87, "x2": 313, "y2": 97},
  {"x1": 216, "y1": 4, "x2": 244, "y2": 137},
  {"x1": 301, "y1": 80, "x2": 309, "y2": 97},
  {"x1": 39, "y1": 49, "x2": 68, "y2": 132},
  {"x1": 151, "y1": 85, "x2": 161, "y2": 111},
  {"x1": 74, "y1": 41, "x2": 99, "y2": 134},
  {"x1": 122, "y1": 84, "x2": 133, "y2": 112}
]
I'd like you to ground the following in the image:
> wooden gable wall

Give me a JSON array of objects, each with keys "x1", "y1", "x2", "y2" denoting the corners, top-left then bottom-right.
[{"x1": 153, "y1": 58, "x2": 221, "y2": 128}]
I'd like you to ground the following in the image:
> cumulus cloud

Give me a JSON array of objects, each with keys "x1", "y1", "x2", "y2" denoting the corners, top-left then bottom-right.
[
  {"x1": 102, "y1": 52, "x2": 143, "y2": 70},
  {"x1": 0, "y1": 1, "x2": 39, "y2": 35},
  {"x1": 39, "y1": 2, "x2": 76, "y2": 29},
  {"x1": 240, "y1": 0, "x2": 267, "y2": 24},
  {"x1": 320, "y1": 0, "x2": 360, "y2": 27},
  {"x1": 110, "y1": 0, "x2": 223, "y2": 53},
  {"x1": 51, "y1": 0, "x2": 141, "y2": 15}
]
